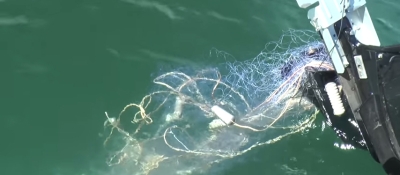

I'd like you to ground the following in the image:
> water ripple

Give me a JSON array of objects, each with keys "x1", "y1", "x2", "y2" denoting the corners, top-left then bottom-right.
[{"x1": 121, "y1": 0, "x2": 182, "y2": 20}]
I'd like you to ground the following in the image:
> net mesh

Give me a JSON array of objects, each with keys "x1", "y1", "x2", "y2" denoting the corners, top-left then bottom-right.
[{"x1": 103, "y1": 29, "x2": 334, "y2": 175}]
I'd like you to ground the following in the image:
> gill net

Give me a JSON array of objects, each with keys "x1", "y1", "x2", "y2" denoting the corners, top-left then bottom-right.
[{"x1": 103, "y1": 29, "x2": 334, "y2": 175}]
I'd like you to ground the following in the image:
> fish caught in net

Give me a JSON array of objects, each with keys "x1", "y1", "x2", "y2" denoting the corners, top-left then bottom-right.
[{"x1": 103, "y1": 29, "x2": 334, "y2": 175}]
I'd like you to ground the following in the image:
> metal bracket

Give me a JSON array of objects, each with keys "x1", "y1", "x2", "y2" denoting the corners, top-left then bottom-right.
[
  {"x1": 296, "y1": 0, "x2": 380, "y2": 74},
  {"x1": 354, "y1": 55, "x2": 368, "y2": 79},
  {"x1": 320, "y1": 26, "x2": 346, "y2": 73}
]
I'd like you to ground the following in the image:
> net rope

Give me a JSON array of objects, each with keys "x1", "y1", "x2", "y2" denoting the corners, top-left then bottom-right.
[{"x1": 103, "y1": 29, "x2": 334, "y2": 175}]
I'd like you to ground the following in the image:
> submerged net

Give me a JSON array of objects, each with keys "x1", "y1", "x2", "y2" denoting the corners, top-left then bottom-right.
[{"x1": 103, "y1": 29, "x2": 334, "y2": 175}]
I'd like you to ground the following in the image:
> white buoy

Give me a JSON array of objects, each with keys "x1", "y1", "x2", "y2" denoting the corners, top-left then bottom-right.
[
  {"x1": 211, "y1": 105, "x2": 235, "y2": 125},
  {"x1": 325, "y1": 82, "x2": 345, "y2": 116}
]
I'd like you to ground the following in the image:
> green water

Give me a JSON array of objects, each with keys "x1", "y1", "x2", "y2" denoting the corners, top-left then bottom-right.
[{"x1": 2, "y1": 0, "x2": 399, "y2": 174}]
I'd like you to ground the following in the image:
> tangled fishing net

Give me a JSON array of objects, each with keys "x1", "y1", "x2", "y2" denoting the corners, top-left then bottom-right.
[{"x1": 103, "y1": 29, "x2": 334, "y2": 175}]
